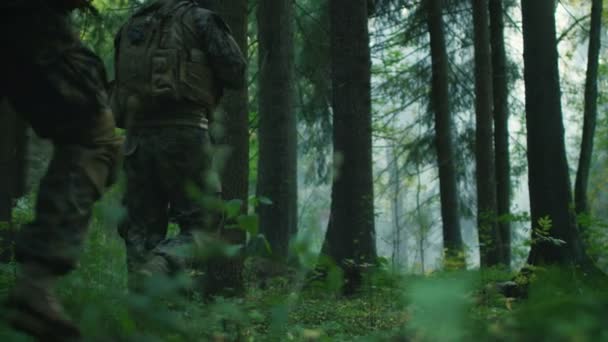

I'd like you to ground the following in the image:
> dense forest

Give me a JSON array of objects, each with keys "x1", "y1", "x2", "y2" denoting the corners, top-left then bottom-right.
[{"x1": 1, "y1": 0, "x2": 608, "y2": 340}]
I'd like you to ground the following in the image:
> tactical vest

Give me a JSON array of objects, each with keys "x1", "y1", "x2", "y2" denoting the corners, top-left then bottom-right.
[{"x1": 112, "y1": 1, "x2": 218, "y2": 129}]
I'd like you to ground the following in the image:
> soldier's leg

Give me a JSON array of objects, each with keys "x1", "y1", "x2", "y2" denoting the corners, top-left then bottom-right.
[
  {"x1": 144, "y1": 127, "x2": 221, "y2": 290},
  {"x1": 166, "y1": 127, "x2": 219, "y2": 235},
  {"x1": 119, "y1": 131, "x2": 169, "y2": 282},
  {"x1": 6, "y1": 148, "x2": 102, "y2": 339},
  {"x1": 10, "y1": 48, "x2": 122, "y2": 275},
  {"x1": 2, "y1": 6, "x2": 122, "y2": 339},
  {"x1": 6, "y1": 105, "x2": 120, "y2": 337},
  {"x1": 5, "y1": 1, "x2": 122, "y2": 268}
]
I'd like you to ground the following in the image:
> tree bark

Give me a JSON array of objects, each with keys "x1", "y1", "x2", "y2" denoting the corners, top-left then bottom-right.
[
  {"x1": 208, "y1": 0, "x2": 249, "y2": 296},
  {"x1": 489, "y1": 0, "x2": 511, "y2": 267},
  {"x1": 0, "y1": 102, "x2": 16, "y2": 225},
  {"x1": 256, "y1": 0, "x2": 297, "y2": 260},
  {"x1": 521, "y1": 0, "x2": 592, "y2": 267},
  {"x1": 574, "y1": 0, "x2": 603, "y2": 229},
  {"x1": 425, "y1": 0, "x2": 464, "y2": 267},
  {"x1": 388, "y1": 145, "x2": 405, "y2": 271},
  {"x1": 0, "y1": 100, "x2": 27, "y2": 261},
  {"x1": 473, "y1": 0, "x2": 501, "y2": 267},
  {"x1": 321, "y1": 0, "x2": 377, "y2": 293}
]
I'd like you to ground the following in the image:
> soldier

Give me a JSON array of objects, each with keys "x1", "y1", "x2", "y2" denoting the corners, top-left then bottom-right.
[
  {"x1": 0, "y1": 0, "x2": 122, "y2": 339},
  {"x1": 112, "y1": 0, "x2": 246, "y2": 289}
]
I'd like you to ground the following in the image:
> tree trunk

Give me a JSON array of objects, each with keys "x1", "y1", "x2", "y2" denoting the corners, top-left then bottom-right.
[
  {"x1": 473, "y1": 0, "x2": 501, "y2": 267},
  {"x1": 0, "y1": 101, "x2": 16, "y2": 262},
  {"x1": 489, "y1": 0, "x2": 511, "y2": 267},
  {"x1": 388, "y1": 145, "x2": 405, "y2": 271},
  {"x1": 207, "y1": 0, "x2": 249, "y2": 296},
  {"x1": 257, "y1": 0, "x2": 297, "y2": 261},
  {"x1": 574, "y1": 0, "x2": 603, "y2": 229},
  {"x1": 321, "y1": 0, "x2": 377, "y2": 294},
  {"x1": 0, "y1": 102, "x2": 15, "y2": 225},
  {"x1": 0, "y1": 100, "x2": 27, "y2": 261},
  {"x1": 415, "y1": 154, "x2": 426, "y2": 274},
  {"x1": 425, "y1": 0, "x2": 464, "y2": 267},
  {"x1": 521, "y1": 0, "x2": 592, "y2": 267}
]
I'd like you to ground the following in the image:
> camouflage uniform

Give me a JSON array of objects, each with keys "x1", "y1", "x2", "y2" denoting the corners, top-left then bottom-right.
[
  {"x1": 119, "y1": 127, "x2": 218, "y2": 275},
  {"x1": 0, "y1": 0, "x2": 122, "y2": 338},
  {"x1": 113, "y1": 0, "x2": 246, "y2": 286}
]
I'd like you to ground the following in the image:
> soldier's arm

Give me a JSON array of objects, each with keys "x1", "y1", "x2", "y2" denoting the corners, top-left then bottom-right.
[{"x1": 196, "y1": 13, "x2": 247, "y2": 90}]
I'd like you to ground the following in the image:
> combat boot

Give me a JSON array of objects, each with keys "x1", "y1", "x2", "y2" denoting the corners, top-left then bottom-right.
[{"x1": 4, "y1": 263, "x2": 81, "y2": 341}]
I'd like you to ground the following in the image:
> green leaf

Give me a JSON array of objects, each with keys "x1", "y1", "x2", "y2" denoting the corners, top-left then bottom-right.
[
  {"x1": 222, "y1": 244, "x2": 244, "y2": 258},
  {"x1": 237, "y1": 214, "x2": 259, "y2": 236},
  {"x1": 225, "y1": 199, "x2": 243, "y2": 219},
  {"x1": 258, "y1": 196, "x2": 273, "y2": 205},
  {"x1": 259, "y1": 234, "x2": 272, "y2": 255}
]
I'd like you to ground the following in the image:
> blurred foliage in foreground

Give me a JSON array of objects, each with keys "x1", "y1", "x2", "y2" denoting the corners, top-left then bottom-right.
[{"x1": 1, "y1": 193, "x2": 607, "y2": 341}]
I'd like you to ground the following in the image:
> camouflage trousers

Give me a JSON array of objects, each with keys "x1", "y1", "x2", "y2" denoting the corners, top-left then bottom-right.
[
  {"x1": 119, "y1": 126, "x2": 221, "y2": 281},
  {"x1": 0, "y1": 2, "x2": 122, "y2": 274}
]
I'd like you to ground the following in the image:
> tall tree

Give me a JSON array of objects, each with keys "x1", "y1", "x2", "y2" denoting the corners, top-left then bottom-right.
[
  {"x1": 321, "y1": 0, "x2": 377, "y2": 293},
  {"x1": 208, "y1": 0, "x2": 249, "y2": 295},
  {"x1": 387, "y1": 145, "x2": 406, "y2": 271},
  {"x1": 0, "y1": 101, "x2": 27, "y2": 261},
  {"x1": 574, "y1": 0, "x2": 604, "y2": 228},
  {"x1": 425, "y1": 0, "x2": 464, "y2": 267},
  {"x1": 521, "y1": 0, "x2": 593, "y2": 267},
  {"x1": 0, "y1": 101, "x2": 15, "y2": 230},
  {"x1": 489, "y1": 0, "x2": 511, "y2": 267},
  {"x1": 472, "y1": 0, "x2": 501, "y2": 267},
  {"x1": 257, "y1": 0, "x2": 297, "y2": 260}
]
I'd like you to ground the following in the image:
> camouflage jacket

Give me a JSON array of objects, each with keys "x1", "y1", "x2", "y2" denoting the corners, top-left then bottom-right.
[{"x1": 112, "y1": 0, "x2": 246, "y2": 129}]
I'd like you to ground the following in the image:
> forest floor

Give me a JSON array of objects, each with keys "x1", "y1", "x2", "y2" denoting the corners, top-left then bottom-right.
[
  {"x1": 0, "y1": 197, "x2": 607, "y2": 341},
  {"x1": 1, "y1": 251, "x2": 606, "y2": 341}
]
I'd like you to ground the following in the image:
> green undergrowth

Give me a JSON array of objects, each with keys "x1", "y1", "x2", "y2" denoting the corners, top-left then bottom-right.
[{"x1": 1, "y1": 196, "x2": 607, "y2": 341}]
